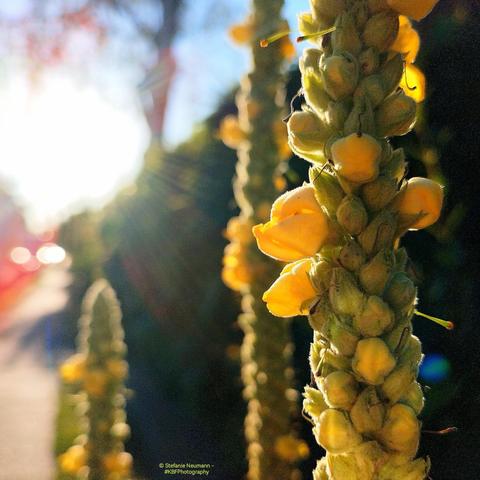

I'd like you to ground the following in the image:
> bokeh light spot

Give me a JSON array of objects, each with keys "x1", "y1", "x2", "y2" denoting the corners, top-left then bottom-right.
[
  {"x1": 10, "y1": 247, "x2": 31, "y2": 265},
  {"x1": 419, "y1": 353, "x2": 451, "y2": 383},
  {"x1": 36, "y1": 244, "x2": 66, "y2": 264}
]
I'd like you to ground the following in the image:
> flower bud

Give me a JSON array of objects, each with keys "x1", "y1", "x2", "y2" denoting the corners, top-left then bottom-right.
[
  {"x1": 309, "y1": 167, "x2": 345, "y2": 216},
  {"x1": 308, "y1": 296, "x2": 331, "y2": 331},
  {"x1": 263, "y1": 258, "x2": 318, "y2": 317},
  {"x1": 401, "y1": 63, "x2": 426, "y2": 103},
  {"x1": 253, "y1": 185, "x2": 331, "y2": 261},
  {"x1": 384, "y1": 272, "x2": 417, "y2": 311},
  {"x1": 287, "y1": 110, "x2": 331, "y2": 163},
  {"x1": 378, "y1": 403, "x2": 420, "y2": 457},
  {"x1": 315, "y1": 409, "x2": 362, "y2": 454},
  {"x1": 380, "y1": 53, "x2": 404, "y2": 96},
  {"x1": 310, "y1": 0, "x2": 346, "y2": 19},
  {"x1": 391, "y1": 15, "x2": 420, "y2": 64},
  {"x1": 321, "y1": 53, "x2": 359, "y2": 101},
  {"x1": 381, "y1": 364, "x2": 416, "y2": 403},
  {"x1": 382, "y1": 321, "x2": 411, "y2": 352},
  {"x1": 354, "y1": 295, "x2": 394, "y2": 337},
  {"x1": 363, "y1": 12, "x2": 399, "y2": 52},
  {"x1": 362, "y1": 175, "x2": 399, "y2": 211},
  {"x1": 326, "y1": 100, "x2": 350, "y2": 131},
  {"x1": 339, "y1": 240, "x2": 366, "y2": 272},
  {"x1": 304, "y1": 385, "x2": 329, "y2": 419},
  {"x1": 350, "y1": 386, "x2": 386, "y2": 434},
  {"x1": 359, "y1": 248, "x2": 395, "y2": 295},
  {"x1": 331, "y1": 133, "x2": 381, "y2": 184},
  {"x1": 343, "y1": 96, "x2": 376, "y2": 136},
  {"x1": 400, "y1": 335, "x2": 423, "y2": 366},
  {"x1": 320, "y1": 371, "x2": 359, "y2": 409},
  {"x1": 378, "y1": 456, "x2": 430, "y2": 480},
  {"x1": 325, "y1": 315, "x2": 360, "y2": 357},
  {"x1": 359, "y1": 48, "x2": 380, "y2": 76},
  {"x1": 321, "y1": 347, "x2": 352, "y2": 371},
  {"x1": 376, "y1": 90, "x2": 417, "y2": 137},
  {"x1": 352, "y1": 338, "x2": 396, "y2": 385},
  {"x1": 358, "y1": 210, "x2": 397, "y2": 256},
  {"x1": 332, "y1": 13, "x2": 362, "y2": 55},
  {"x1": 336, "y1": 195, "x2": 368, "y2": 235},
  {"x1": 301, "y1": 58, "x2": 332, "y2": 117},
  {"x1": 367, "y1": 0, "x2": 389, "y2": 14},
  {"x1": 392, "y1": 177, "x2": 443, "y2": 230},
  {"x1": 310, "y1": 258, "x2": 335, "y2": 292},
  {"x1": 387, "y1": 0, "x2": 439, "y2": 21},
  {"x1": 400, "y1": 381, "x2": 424, "y2": 415},
  {"x1": 355, "y1": 74, "x2": 386, "y2": 108},
  {"x1": 329, "y1": 268, "x2": 366, "y2": 317},
  {"x1": 383, "y1": 148, "x2": 407, "y2": 183}
]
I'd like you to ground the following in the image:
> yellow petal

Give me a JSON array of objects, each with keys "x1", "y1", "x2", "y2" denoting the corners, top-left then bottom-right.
[
  {"x1": 263, "y1": 258, "x2": 317, "y2": 317},
  {"x1": 391, "y1": 16, "x2": 420, "y2": 64},
  {"x1": 387, "y1": 0, "x2": 439, "y2": 21},
  {"x1": 401, "y1": 63, "x2": 426, "y2": 103},
  {"x1": 271, "y1": 184, "x2": 323, "y2": 219}
]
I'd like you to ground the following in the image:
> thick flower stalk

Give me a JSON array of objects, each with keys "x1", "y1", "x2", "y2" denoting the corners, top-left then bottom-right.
[
  {"x1": 220, "y1": 1, "x2": 309, "y2": 478},
  {"x1": 253, "y1": 0, "x2": 442, "y2": 478},
  {"x1": 58, "y1": 280, "x2": 132, "y2": 480}
]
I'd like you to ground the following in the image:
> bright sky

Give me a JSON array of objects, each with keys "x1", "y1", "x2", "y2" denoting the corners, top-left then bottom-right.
[{"x1": 0, "y1": 0, "x2": 308, "y2": 233}]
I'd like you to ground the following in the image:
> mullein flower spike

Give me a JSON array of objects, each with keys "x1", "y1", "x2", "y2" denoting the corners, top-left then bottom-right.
[{"x1": 254, "y1": 0, "x2": 444, "y2": 478}]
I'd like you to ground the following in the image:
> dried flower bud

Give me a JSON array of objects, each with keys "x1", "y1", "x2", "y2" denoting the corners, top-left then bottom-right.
[
  {"x1": 352, "y1": 338, "x2": 396, "y2": 385},
  {"x1": 315, "y1": 409, "x2": 362, "y2": 454},
  {"x1": 376, "y1": 90, "x2": 417, "y2": 137},
  {"x1": 354, "y1": 295, "x2": 394, "y2": 336},
  {"x1": 363, "y1": 12, "x2": 399, "y2": 52},
  {"x1": 331, "y1": 133, "x2": 381, "y2": 184},
  {"x1": 304, "y1": 385, "x2": 329, "y2": 419},
  {"x1": 378, "y1": 404, "x2": 420, "y2": 457},
  {"x1": 321, "y1": 53, "x2": 359, "y2": 101},
  {"x1": 400, "y1": 381, "x2": 424, "y2": 415},
  {"x1": 309, "y1": 167, "x2": 345, "y2": 216},
  {"x1": 287, "y1": 110, "x2": 331, "y2": 163},
  {"x1": 339, "y1": 240, "x2": 366, "y2": 272},
  {"x1": 359, "y1": 248, "x2": 395, "y2": 295},
  {"x1": 362, "y1": 175, "x2": 399, "y2": 211},
  {"x1": 358, "y1": 210, "x2": 397, "y2": 256},
  {"x1": 387, "y1": 0, "x2": 439, "y2": 21},
  {"x1": 329, "y1": 268, "x2": 366, "y2": 317},
  {"x1": 310, "y1": 0, "x2": 346, "y2": 19},
  {"x1": 350, "y1": 386, "x2": 386, "y2": 434},
  {"x1": 332, "y1": 13, "x2": 362, "y2": 55},
  {"x1": 320, "y1": 370, "x2": 359, "y2": 409},
  {"x1": 337, "y1": 195, "x2": 368, "y2": 235},
  {"x1": 384, "y1": 272, "x2": 417, "y2": 311}
]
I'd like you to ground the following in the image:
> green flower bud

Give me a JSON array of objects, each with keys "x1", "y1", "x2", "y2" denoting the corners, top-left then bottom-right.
[
  {"x1": 343, "y1": 95, "x2": 376, "y2": 136},
  {"x1": 400, "y1": 382, "x2": 424, "y2": 415},
  {"x1": 400, "y1": 335, "x2": 423, "y2": 367},
  {"x1": 352, "y1": 338, "x2": 396, "y2": 385},
  {"x1": 301, "y1": 50, "x2": 332, "y2": 117},
  {"x1": 325, "y1": 315, "x2": 360, "y2": 357},
  {"x1": 304, "y1": 385, "x2": 329, "y2": 419},
  {"x1": 384, "y1": 272, "x2": 417, "y2": 311},
  {"x1": 381, "y1": 364, "x2": 416, "y2": 403},
  {"x1": 309, "y1": 167, "x2": 345, "y2": 216},
  {"x1": 359, "y1": 248, "x2": 395, "y2": 295},
  {"x1": 332, "y1": 13, "x2": 362, "y2": 55},
  {"x1": 353, "y1": 295, "x2": 394, "y2": 336},
  {"x1": 350, "y1": 386, "x2": 386, "y2": 434},
  {"x1": 329, "y1": 268, "x2": 366, "y2": 317},
  {"x1": 376, "y1": 90, "x2": 417, "y2": 137},
  {"x1": 352, "y1": 2, "x2": 369, "y2": 28},
  {"x1": 310, "y1": 0, "x2": 346, "y2": 19},
  {"x1": 336, "y1": 195, "x2": 368, "y2": 235},
  {"x1": 321, "y1": 347, "x2": 352, "y2": 371},
  {"x1": 383, "y1": 148, "x2": 407, "y2": 183},
  {"x1": 321, "y1": 53, "x2": 359, "y2": 101},
  {"x1": 362, "y1": 175, "x2": 399, "y2": 211},
  {"x1": 315, "y1": 409, "x2": 362, "y2": 454},
  {"x1": 313, "y1": 458, "x2": 329, "y2": 480},
  {"x1": 362, "y1": 11, "x2": 399, "y2": 52},
  {"x1": 310, "y1": 258, "x2": 335, "y2": 292},
  {"x1": 358, "y1": 210, "x2": 397, "y2": 256},
  {"x1": 287, "y1": 110, "x2": 331, "y2": 163},
  {"x1": 320, "y1": 370, "x2": 359, "y2": 409},
  {"x1": 309, "y1": 296, "x2": 331, "y2": 331},
  {"x1": 310, "y1": 341, "x2": 324, "y2": 376},
  {"x1": 339, "y1": 239, "x2": 366, "y2": 272},
  {"x1": 355, "y1": 75, "x2": 386, "y2": 108},
  {"x1": 382, "y1": 321, "x2": 411, "y2": 352},
  {"x1": 378, "y1": 457, "x2": 430, "y2": 480},
  {"x1": 380, "y1": 53, "x2": 404, "y2": 97},
  {"x1": 326, "y1": 100, "x2": 350, "y2": 131},
  {"x1": 378, "y1": 404, "x2": 420, "y2": 457},
  {"x1": 359, "y1": 48, "x2": 380, "y2": 76}
]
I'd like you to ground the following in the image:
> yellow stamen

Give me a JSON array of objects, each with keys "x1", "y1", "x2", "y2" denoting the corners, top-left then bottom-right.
[
  {"x1": 414, "y1": 309, "x2": 454, "y2": 330},
  {"x1": 296, "y1": 26, "x2": 336, "y2": 43},
  {"x1": 259, "y1": 30, "x2": 291, "y2": 48}
]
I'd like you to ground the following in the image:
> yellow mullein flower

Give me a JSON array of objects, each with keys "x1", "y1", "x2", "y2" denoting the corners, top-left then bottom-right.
[
  {"x1": 393, "y1": 177, "x2": 443, "y2": 229},
  {"x1": 252, "y1": 185, "x2": 331, "y2": 262},
  {"x1": 391, "y1": 16, "x2": 420, "y2": 64},
  {"x1": 218, "y1": 114, "x2": 246, "y2": 149},
  {"x1": 387, "y1": 0, "x2": 439, "y2": 21},
  {"x1": 401, "y1": 63, "x2": 426, "y2": 103},
  {"x1": 103, "y1": 451, "x2": 133, "y2": 474},
  {"x1": 58, "y1": 445, "x2": 87, "y2": 474},
  {"x1": 59, "y1": 353, "x2": 86, "y2": 383},
  {"x1": 229, "y1": 21, "x2": 253, "y2": 45},
  {"x1": 263, "y1": 258, "x2": 317, "y2": 317},
  {"x1": 222, "y1": 242, "x2": 252, "y2": 292},
  {"x1": 274, "y1": 435, "x2": 310, "y2": 462}
]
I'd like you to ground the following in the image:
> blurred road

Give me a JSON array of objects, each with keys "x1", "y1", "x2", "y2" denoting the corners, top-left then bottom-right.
[{"x1": 0, "y1": 265, "x2": 71, "y2": 480}]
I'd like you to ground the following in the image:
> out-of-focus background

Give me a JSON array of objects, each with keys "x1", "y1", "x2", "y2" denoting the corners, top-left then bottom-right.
[{"x1": 0, "y1": 0, "x2": 478, "y2": 479}]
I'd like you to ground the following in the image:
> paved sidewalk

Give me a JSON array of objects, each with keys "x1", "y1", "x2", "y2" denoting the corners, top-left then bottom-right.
[{"x1": 0, "y1": 266, "x2": 71, "y2": 480}]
